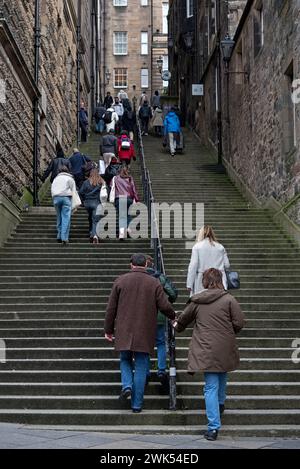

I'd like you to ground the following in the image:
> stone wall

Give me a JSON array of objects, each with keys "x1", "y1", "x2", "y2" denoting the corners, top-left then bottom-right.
[
  {"x1": 225, "y1": 0, "x2": 300, "y2": 206},
  {"x1": 0, "y1": 0, "x2": 92, "y2": 206}
]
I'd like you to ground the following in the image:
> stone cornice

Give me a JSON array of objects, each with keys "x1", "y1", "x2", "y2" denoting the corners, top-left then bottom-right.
[{"x1": 0, "y1": 18, "x2": 40, "y2": 101}]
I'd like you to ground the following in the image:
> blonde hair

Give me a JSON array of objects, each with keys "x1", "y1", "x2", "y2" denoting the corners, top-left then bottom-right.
[{"x1": 197, "y1": 225, "x2": 217, "y2": 245}]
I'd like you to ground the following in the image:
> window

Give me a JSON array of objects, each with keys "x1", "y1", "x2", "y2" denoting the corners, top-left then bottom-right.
[
  {"x1": 141, "y1": 69, "x2": 149, "y2": 88},
  {"x1": 113, "y1": 0, "x2": 127, "y2": 6},
  {"x1": 162, "y1": 55, "x2": 169, "y2": 87},
  {"x1": 162, "y1": 3, "x2": 169, "y2": 34},
  {"x1": 141, "y1": 0, "x2": 148, "y2": 5},
  {"x1": 141, "y1": 32, "x2": 148, "y2": 55},
  {"x1": 113, "y1": 32, "x2": 128, "y2": 55},
  {"x1": 186, "y1": 0, "x2": 193, "y2": 18},
  {"x1": 114, "y1": 68, "x2": 128, "y2": 88},
  {"x1": 253, "y1": 6, "x2": 264, "y2": 57}
]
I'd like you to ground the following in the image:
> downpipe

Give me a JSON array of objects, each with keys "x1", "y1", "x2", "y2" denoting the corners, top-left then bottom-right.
[{"x1": 33, "y1": 0, "x2": 41, "y2": 206}]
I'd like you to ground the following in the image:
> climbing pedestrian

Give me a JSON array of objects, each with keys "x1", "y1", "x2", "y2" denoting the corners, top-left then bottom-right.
[
  {"x1": 174, "y1": 268, "x2": 245, "y2": 441},
  {"x1": 139, "y1": 91, "x2": 149, "y2": 107},
  {"x1": 104, "y1": 106, "x2": 119, "y2": 134},
  {"x1": 151, "y1": 106, "x2": 164, "y2": 137},
  {"x1": 51, "y1": 166, "x2": 77, "y2": 245},
  {"x1": 104, "y1": 91, "x2": 114, "y2": 109},
  {"x1": 145, "y1": 255, "x2": 178, "y2": 392},
  {"x1": 163, "y1": 106, "x2": 181, "y2": 157},
  {"x1": 122, "y1": 105, "x2": 136, "y2": 141},
  {"x1": 79, "y1": 169, "x2": 105, "y2": 244},
  {"x1": 118, "y1": 89, "x2": 128, "y2": 101},
  {"x1": 118, "y1": 130, "x2": 136, "y2": 167},
  {"x1": 41, "y1": 143, "x2": 71, "y2": 183},
  {"x1": 104, "y1": 253, "x2": 176, "y2": 413},
  {"x1": 100, "y1": 129, "x2": 118, "y2": 168},
  {"x1": 113, "y1": 167, "x2": 139, "y2": 240},
  {"x1": 186, "y1": 225, "x2": 230, "y2": 295},
  {"x1": 151, "y1": 90, "x2": 160, "y2": 109},
  {"x1": 79, "y1": 103, "x2": 88, "y2": 142},
  {"x1": 69, "y1": 148, "x2": 91, "y2": 189},
  {"x1": 113, "y1": 97, "x2": 124, "y2": 134},
  {"x1": 94, "y1": 102, "x2": 106, "y2": 133},
  {"x1": 138, "y1": 101, "x2": 152, "y2": 136},
  {"x1": 102, "y1": 156, "x2": 122, "y2": 187}
]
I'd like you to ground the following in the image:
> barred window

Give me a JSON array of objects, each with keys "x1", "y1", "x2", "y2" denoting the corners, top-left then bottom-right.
[{"x1": 114, "y1": 68, "x2": 128, "y2": 88}]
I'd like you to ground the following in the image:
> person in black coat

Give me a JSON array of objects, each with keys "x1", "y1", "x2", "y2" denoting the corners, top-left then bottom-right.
[
  {"x1": 41, "y1": 143, "x2": 71, "y2": 183},
  {"x1": 104, "y1": 92, "x2": 114, "y2": 109},
  {"x1": 122, "y1": 106, "x2": 136, "y2": 141}
]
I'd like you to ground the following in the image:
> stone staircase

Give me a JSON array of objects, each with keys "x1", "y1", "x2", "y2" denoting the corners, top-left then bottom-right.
[{"x1": 0, "y1": 130, "x2": 299, "y2": 436}]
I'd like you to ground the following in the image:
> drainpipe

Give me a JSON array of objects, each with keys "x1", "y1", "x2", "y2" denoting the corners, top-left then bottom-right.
[
  {"x1": 95, "y1": 0, "x2": 99, "y2": 105},
  {"x1": 216, "y1": 0, "x2": 223, "y2": 166},
  {"x1": 33, "y1": 0, "x2": 41, "y2": 206},
  {"x1": 150, "y1": 0, "x2": 153, "y2": 97},
  {"x1": 91, "y1": 0, "x2": 95, "y2": 116},
  {"x1": 76, "y1": 0, "x2": 82, "y2": 147}
]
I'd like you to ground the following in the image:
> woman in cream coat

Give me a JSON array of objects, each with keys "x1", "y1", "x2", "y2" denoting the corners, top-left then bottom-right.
[{"x1": 187, "y1": 226, "x2": 230, "y2": 294}]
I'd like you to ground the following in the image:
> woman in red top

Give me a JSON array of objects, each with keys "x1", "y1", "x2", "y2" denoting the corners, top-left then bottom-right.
[{"x1": 117, "y1": 130, "x2": 136, "y2": 167}]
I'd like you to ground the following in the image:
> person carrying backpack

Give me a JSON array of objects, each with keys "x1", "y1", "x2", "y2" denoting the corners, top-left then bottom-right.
[
  {"x1": 122, "y1": 105, "x2": 136, "y2": 141},
  {"x1": 94, "y1": 103, "x2": 106, "y2": 133},
  {"x1": 145, "y1": 255, "x2": 178, "y2": 392},
  {"x1": 138, "y1": 101, "x2": 152, "y2": 136},
  {"x1": 117, "y1": 130, "x2": 136, "y2": 167},
  {"x1": 103, "y1": 106, "x2": 119, "y2": 133},
  {"x1": 69, "y1": 148, "x2": 92, "y2": 189}
]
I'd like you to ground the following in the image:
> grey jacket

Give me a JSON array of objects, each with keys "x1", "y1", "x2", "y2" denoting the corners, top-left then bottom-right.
[{"x1": 100, "y1": 134, "x2": 118, "y2": 156}]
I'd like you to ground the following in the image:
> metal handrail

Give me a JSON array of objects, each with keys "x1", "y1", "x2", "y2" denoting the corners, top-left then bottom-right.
[{"x1": 135, "y1": 114, "x2": 177, "y2": 411}]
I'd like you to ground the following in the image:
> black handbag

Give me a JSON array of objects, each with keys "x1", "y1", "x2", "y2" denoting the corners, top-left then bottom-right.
[{"x1": 226, "y1": 271, "x2": 240, "y2": 290}]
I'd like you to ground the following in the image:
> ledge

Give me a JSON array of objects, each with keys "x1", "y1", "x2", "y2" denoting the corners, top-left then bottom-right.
[
  {"x1": 0, "y1": 18, "x2": 40, "y2": 101},
  {"x1": 0, "y1": 192, "x2": 21, "y2": 247}
]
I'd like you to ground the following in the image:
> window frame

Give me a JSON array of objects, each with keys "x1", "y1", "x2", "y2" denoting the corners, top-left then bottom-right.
[
  {"x1": 113, "y1": 31, "x2": 128, "y2": 56},
  {"x1": 114, "y1": 68, "x2": 128, "y2": 89},
  {"x1": 141, "y1": 68, "x2": 149, "y2": 88},
  {"x1": 113, "y1": 0, "x2": 127, "y2": 7},
  {"x1": 141, "y1": 31, "x2": 148, "y2": 55}
]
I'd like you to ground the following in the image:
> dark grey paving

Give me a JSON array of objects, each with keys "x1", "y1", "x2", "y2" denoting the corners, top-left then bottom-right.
[
  {"x1": 131, "y1": 434, "x2": 200, "y2": 445},
  {"x1": 263, "y1": 440, "x2": 300, "y2": 450}
]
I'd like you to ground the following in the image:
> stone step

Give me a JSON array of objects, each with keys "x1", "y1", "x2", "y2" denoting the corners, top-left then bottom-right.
[
  {"x1": 0, "y1": 381, "x2": 299, "y2": 396},
  {"x1": 0, "y1": 394, "x2": 298, "y2": 410},
  {"x1": 0, "y1": 408, "x2": 299, "y2": 426},
  {"x1": 0, "y1": 369, "x2": 299, "y2": 383}
]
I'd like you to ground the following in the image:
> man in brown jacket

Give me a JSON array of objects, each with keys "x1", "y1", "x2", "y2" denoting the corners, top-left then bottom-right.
[{"x1": 104, "y1": 253, "x2": 176, "y2": 413}]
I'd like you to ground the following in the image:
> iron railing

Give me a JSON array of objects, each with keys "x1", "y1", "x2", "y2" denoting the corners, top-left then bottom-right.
[{"x1": 135, "y1": 116, "x2": 177, "y2": 410}]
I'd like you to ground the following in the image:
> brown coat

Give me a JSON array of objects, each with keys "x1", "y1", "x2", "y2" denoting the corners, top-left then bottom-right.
[
  {"x1": 104, "y1": 267, "x2": 175, "y2": 354},
  {"x1": 176, "y1": 289, "x2": 245, "y2": 373}
]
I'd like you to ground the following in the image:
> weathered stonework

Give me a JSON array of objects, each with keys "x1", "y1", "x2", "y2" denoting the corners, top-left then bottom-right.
[
  {"x1": 0, "y1": 0, "x2": 93, "y2": 206},
  {"x1": 226, "y1": 0, "x2": 300, "y2": 209}
]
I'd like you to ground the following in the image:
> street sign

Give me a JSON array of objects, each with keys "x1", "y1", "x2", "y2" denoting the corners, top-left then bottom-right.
[
  {"x1": 161, "y1": 70, "x2": 172, "y2": 81},
  {"x1": 192, "y1": 84, "x2": 204, "y2": 96}
]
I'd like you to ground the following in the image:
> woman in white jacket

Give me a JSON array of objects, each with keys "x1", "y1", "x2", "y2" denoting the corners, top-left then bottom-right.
[
  {"x1": 51, "y1": 166, "x2": 76, "y2": 245},
  {"x1": 186, "y1": 226, "x2": 230, "y2": 294}
]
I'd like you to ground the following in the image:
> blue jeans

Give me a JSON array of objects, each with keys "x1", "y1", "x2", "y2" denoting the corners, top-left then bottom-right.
[
  {"x1": 203, "y1": 372, "x2": 227, "y2": 431},
  {"x1": 147, "y1": 324, "x2": 167, "y2": 376},
  {"x1": 120, "y1": 351, "x2": 149, "y2": 410},
  {"x1": 114, "y1": 197, "x2": 133, "y2": 230},
  {"x1": 84, "y1": 199, "x2": 101, "y2": 237},
  {"x1": 95, "y1": 119, "x2": 105, "y2": 133},
  {"x1": 53, "y1": 196, "x2": 72, "y2": 241}
]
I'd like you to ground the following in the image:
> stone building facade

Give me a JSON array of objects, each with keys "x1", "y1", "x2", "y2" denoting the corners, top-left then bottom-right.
[
  {"x1": 99, "y1": 0, "x2": 169, "y2": 104},
  {"x1": 0, "y1": 0, "x2": 94, "y2": 211},
  {"x1": 225, "y1": 0, "x2": 300, "y2": 207},
  {"x1": 169, "y1": 0, "x2": 300, "y2": 216}
]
